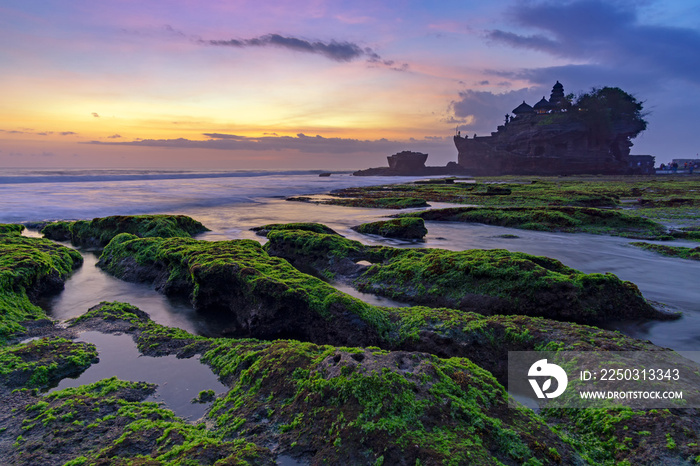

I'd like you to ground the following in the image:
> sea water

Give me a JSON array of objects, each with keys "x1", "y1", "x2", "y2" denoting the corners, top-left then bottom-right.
[{"x1": 3, "y1": 168, "x2": 699, "y2": 353}]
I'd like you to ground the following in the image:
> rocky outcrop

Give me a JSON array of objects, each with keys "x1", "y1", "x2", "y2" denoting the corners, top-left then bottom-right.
[
  {"x1": 0, "y1": 227, "x2": 83, "y2": 343},
  {"x1": 96, "y1": 234, "x2": 389, "y2": 347},
  {"x1": 353, "y1": 150, "x2": 469, "y2": 176},
  {"x1": 401, "y1": 205, "x2": 671, "y2": 239},
  {"x1": 455, "y1": 83, "x2": 652, "y2": 175},
  {"x1": 387, "y1": 150, "x2": 428, "y2": 170},
  {"x1": 264, "y1": 226, "x2": 676, "y2": 324},
  {"x1": 352, "y1": 217, "x2": 428, "y2": 240},
  {"x1": 41, "y1": 214, "x2": 208, "y2": 248}
]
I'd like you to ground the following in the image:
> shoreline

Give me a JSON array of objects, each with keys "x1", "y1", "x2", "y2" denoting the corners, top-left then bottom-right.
[{"x1": 1, "y1": 174, "x2": 699, "y2": 464}]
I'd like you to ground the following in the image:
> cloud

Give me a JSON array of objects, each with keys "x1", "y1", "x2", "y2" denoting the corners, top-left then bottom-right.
[
  {"x1": 92, "y1": 112, "x2": 100, "y2": 118},
  {"x1": 450, "y1": 88, "x2": 537, "y2": 134},
  {"x1": 107, "y1": 134, "x2": 122, "y2": 139},
  {"x1": 0, "y1": 129, "x2": 28, "y2": 134},
  {"x1": 203, "y1": 33, "x2": 407, "y2": 69},
  {"x1": 486, "y1": 0, "x2": 700, "y2": 85},
  {"x1": 84, "y1": 132, "x2": 445, "y2": 155},
  {"x1": 2, "y1": 129, "x2": 78, "y2": 136}
]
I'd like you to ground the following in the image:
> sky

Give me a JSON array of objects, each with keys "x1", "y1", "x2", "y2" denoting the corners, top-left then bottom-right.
[{"x1": 1, "y1": 0, "x2": 699, "y2": 169}]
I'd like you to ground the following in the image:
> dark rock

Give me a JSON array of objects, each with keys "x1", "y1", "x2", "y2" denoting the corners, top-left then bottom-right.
[
  {"x1": 41, "y1": 214, "x2": 209, "y2": 248},
  {"x1": 353, "y1": 151, "x2": 470, "y2": 176},
  {"x1": 352, "y1": 217, "x2": 427, "y2": 240},
  {"x1": 454, "y1": 82, "x2": 653, "y2": 175},
  {"x1": 264, "y1": 226, "x2": 676, "y2": 324}
]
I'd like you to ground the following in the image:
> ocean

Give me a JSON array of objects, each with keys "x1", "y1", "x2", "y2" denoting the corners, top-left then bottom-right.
[{"x1": 3, "y1": 168, "x2": 700, "y2": 353}]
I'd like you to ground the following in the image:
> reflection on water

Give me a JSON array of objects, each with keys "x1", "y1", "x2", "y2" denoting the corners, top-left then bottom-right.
[
  {"x1": 187, "y1": 201, "x2": 700, "y2": 352},
  {"x1": 40, "y1": 252, "x2": 231, "y2": 337},
  {"x1": 50, "y1": 331, "x2": 228, "y2": 421},
  {"x1": 331, "y1": 282, "x2": 411, "y2": 308},
  {"x1": 411, "y1": 222, "x2": 700, "y2": 351},
  {"x1": 26, "y1": 195, "x2": 700, "y2": 354}
]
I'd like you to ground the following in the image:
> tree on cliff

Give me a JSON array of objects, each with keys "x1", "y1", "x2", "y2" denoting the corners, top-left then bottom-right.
[
  {"x1": 574, "y1": 87, "x2": 648, "y2": 137},
  {"x1": 574, "y1": 87, "x2": 647, "y2": 159}
]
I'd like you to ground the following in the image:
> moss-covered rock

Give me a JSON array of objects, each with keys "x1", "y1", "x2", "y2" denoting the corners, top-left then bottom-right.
[
  {"x1": 0, "y1": 337, "x2": 97, "y2": 389},
  {"x1": 669, "y1": 226, "x2": 700, "y2": 241},
  {"x1": 69, "y1": 301, "x2": 213, "y2": 358},
  {"x1": 0, "y1": 224, "x2": 24, "y2": 236},
  {"x1": 400, "y1": 206, "x2": 670, "y2": 239},
  {"x1": 88, "y1": 303, "x2": 582, "y2": 465},
  {"x1": 543, "y1": 407, "x2": 700, "y2": 465},
  {"x1": 388, "y1": 307, "x2": 659, "y2": 384},
  {"x1": 5, "y1": 302, "x2": 693, "y2": 465},
  {"x1": 264, "y1": 227, "x2": 674, "y2": 324},
  {"x1": 322, "y1": 196, "x2": 430, "y2": 209},
  {"x1": 0, "y1": 231, "x2": 83, "y2": 343},
  {"x1": 41, "y1": 214, "x2": 209, "y2": 248},
  {"x1": 630, "y1": 242, "x2": 700, "y2": 261},
  {"x1": 250, "y1": 222, "x2": 339, "y2": 237},
  {"x1": 1, "y1": 377, "x2": 272, "y2": 465},
  {"x1": 203, "y1": 339, "x2": 583, "y2": 465},
  {"x1": 352, "y1": 217, "x2": 428, "y2": 240},
  {"x1": 97, "y1": 236, "x2": 392, "y2": 346}
]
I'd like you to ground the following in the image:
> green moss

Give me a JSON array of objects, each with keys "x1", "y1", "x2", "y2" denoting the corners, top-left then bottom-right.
[
  {"x1": 324, "y1": 197, "x2": 429, "y2": 209},
  {"x1": 202, "y1": 338, "x2": 580, "y2": 464},
  {"x1": 70, "y1": 301, "x2": 212, "y2": 356},
  {"x1": 9, "y1": 300, "x2": 672, "y2": 465},
  {"x1": 401, "y1": 205, "x2": 668, "y2": 239},
  {"x1": 0, "y1": 232, "x2": 83, "y2": 343},
  {"x1": 352, "y1": 218, "x2": 428, "y2": 240},
  {"x1": 251, "y1": 222, "x2": 339, "y2": 236},
  {"x1": 0, "y1": 224, "x2": 25, "y2": 236},
  {"x1": 97, "y1": 236, "x2": 394, "y2": 341},
  {"x1": 630, "y1": 242, "x2": 700, "y2": 261},
  {"x1": 15, "y1": 377, "x2": 270, "y2": 465},
  {"x1": 543, "y1": 407, "x2": 700, "y2": 465},
  {"x1": 265, "y1": 227, "x2": 666, "y2": 324},
  {"x1": 331, "y1": 177, "x2": 700, "y2": 226},
  {"x1": 670, "y1": 226, "x2": 700, "y2": 241},
  {"x1": 0, "y1": 337, "x2": 97, "y2": 388},
  {"x1": 41, "y1": 214, "x2": 209, "y2": 247}
]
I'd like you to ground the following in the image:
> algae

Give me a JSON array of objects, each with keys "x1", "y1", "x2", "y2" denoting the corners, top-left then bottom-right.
[
  {"x1": 0, "y1": 228, "x2": 83, "y2": 343},
  {"x1": 250, "y1": 222, "x2": 339, "y2": 237},
  {"x1": 318, "y1": 196, "x2": 429, "y2": 209},
  {"x1": 0, "y1": 337, "x2": 97, "y2": 389},
  {"x1": 97, "y1": 235, "x2": 394, "y2": 345},
  {"x1": 5, "y1": 377, "x2": 270, "y2": 465},
  {"x1": 400, "y1": 205, "x2": 669, "y2": 239},
  {"x1": 41, "y1": 214, "x2": 209, "y2": 248},
  {"x1": 264, "y1": 226, "x2": 670, "y2": 324},
  {"x1": 352, "y1": 217, "x2": 428, "y2": 240},
  {"x1": 630, "y1": 242, "x2": 700, "y2": 261}
]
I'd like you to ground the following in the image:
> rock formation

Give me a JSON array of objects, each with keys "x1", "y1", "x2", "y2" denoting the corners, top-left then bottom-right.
[
  {"x1": 353, "y1": 150, "x2": 468, "y2": 176},
  {"x1": 454, "y1": 82, "x2": 654, "y2": 175}
]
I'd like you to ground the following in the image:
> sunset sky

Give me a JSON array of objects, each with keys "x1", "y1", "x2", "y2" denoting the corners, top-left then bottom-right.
[{"x1": 1, "y1": 0, "x2": 699, "y2": 169}]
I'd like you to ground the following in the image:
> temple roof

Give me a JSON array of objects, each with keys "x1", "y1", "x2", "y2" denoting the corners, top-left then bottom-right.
[
  {"x1": 533, "y1": 97, "x2": 554, "y2": 110},
  {"x1": 512, "y1": 101, "x2": 535, "y2": 114},
  {"x1": 549, "y1": 81, "x2": 566, "y2": 105}
]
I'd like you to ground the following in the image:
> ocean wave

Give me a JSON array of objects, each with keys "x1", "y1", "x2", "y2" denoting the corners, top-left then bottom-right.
[{"x1": 0, "y1": 169, "x2": 346, "y2": 185}]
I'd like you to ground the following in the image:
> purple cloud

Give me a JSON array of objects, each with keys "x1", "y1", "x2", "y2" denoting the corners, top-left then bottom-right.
[
  {"x1": 486, "y1": 0, "x2": 700, "y2": 85},
  {"x1": 203, "y1": 33, "x2": 407, "y2": 69},
  {"x1": 84, "y1": 132, "x2": 455, "y2": 156}
]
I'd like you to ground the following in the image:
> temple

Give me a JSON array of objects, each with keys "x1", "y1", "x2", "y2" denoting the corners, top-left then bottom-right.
[{"x1": 454, "y1": 82, "x2": 654, "y2": 175}]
